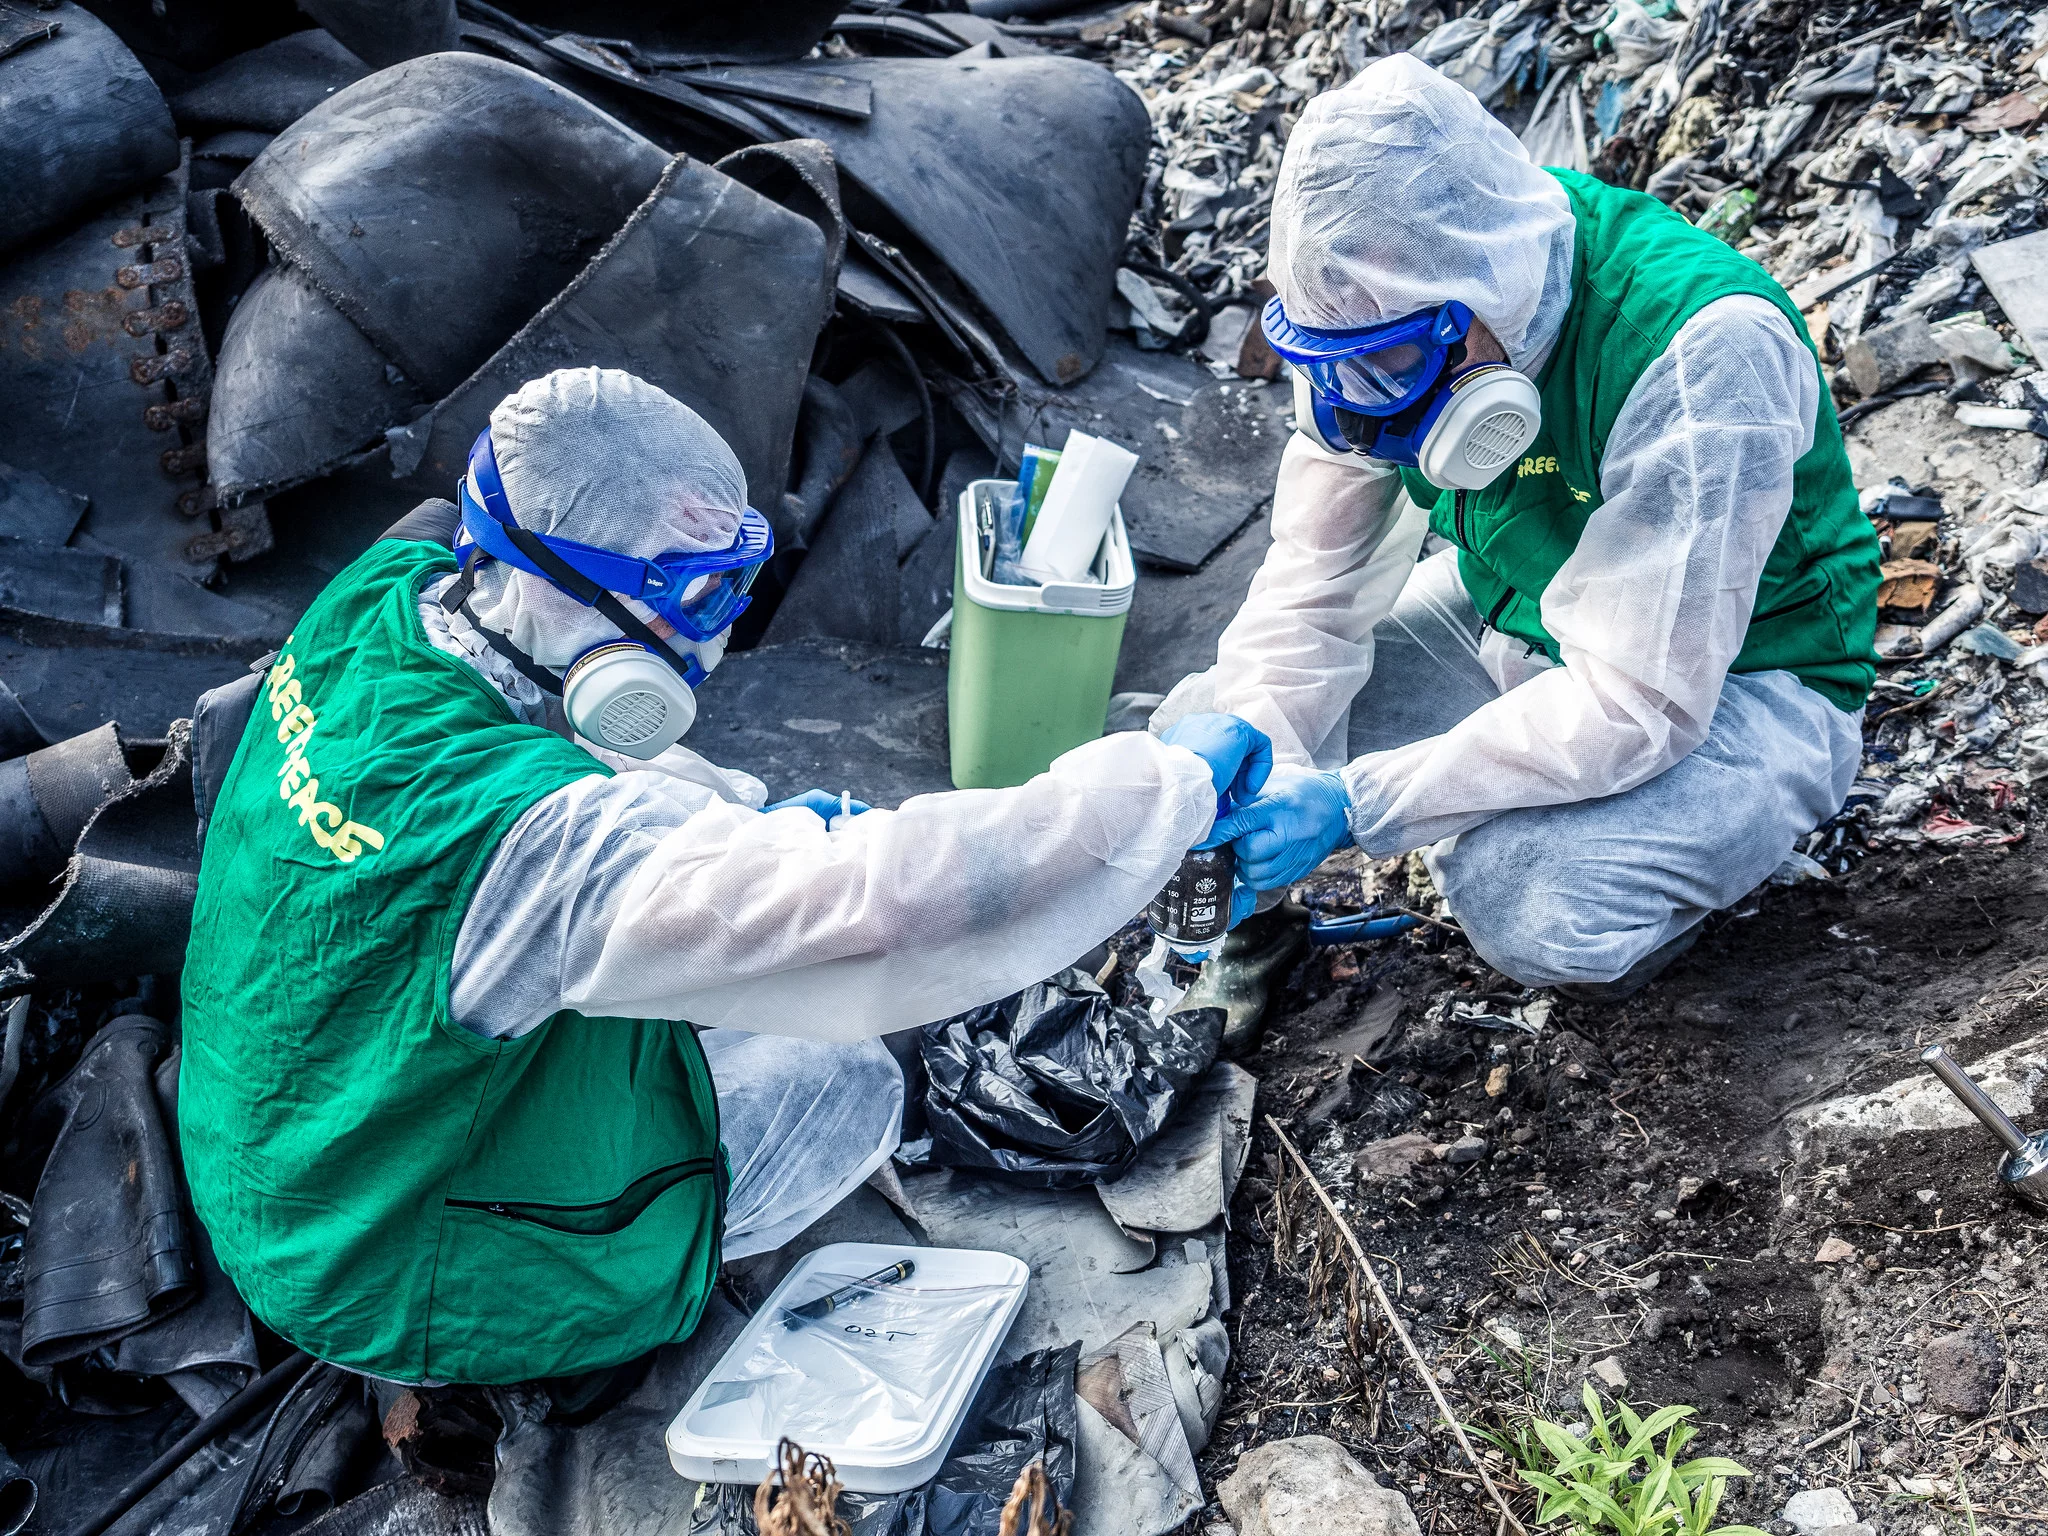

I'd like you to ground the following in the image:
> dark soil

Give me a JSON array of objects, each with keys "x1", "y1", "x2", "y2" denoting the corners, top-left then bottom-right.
[{"x1": 1203, "y1": 838, "x2": 2048, "y2": 1535}]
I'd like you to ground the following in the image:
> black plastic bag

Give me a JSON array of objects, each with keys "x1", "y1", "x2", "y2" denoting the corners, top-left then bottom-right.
[
  {"x1": 918, "y1": 969, "x2": 1221, "y2": 1189},
  {"x1": 924, "y1": 1343, "x2": 1080, "y2": 1536}
]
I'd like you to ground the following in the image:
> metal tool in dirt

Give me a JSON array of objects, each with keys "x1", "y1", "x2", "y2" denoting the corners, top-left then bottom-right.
[
  {"x1": 1306, "y1": 907, "x2": 1422, "y2": 946},
  {"x1": 1921, "y1": 1043, "x2": 2048, "y2": 1211}
]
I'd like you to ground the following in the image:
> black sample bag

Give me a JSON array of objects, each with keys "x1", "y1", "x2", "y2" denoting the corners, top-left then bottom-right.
[{"x1": 918, "y1": 969, "x2": 1221, "y2": 1189}]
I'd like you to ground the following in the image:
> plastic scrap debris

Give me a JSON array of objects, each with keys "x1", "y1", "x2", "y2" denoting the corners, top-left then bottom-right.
[{"x1": 1070, "y1": 0, "x2": 2048, "y2": 872}]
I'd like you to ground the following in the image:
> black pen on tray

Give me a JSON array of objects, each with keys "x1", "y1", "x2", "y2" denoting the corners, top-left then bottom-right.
[{"x1": 782, "y1": 1259, "x2": 916, "y2": 1328}]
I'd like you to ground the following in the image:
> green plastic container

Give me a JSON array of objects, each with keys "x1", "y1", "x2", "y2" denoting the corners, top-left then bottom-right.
[{"x1": 948, "y1": 478, "x2": 1135, "y2": 789}]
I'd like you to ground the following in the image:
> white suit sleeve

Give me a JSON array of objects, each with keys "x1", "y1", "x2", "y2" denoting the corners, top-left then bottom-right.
[
  {"x1": 1340, "y1": 295, "x2": 1821, "y2": 856},
  {"x1": 1204, "y1": 432, "x2": 1428, "y2": 768},
  {"x1": 449, "y1": 732, "x2": 1216, "y2": 1041}
]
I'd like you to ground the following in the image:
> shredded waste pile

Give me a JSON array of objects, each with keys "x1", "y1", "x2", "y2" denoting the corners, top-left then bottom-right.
[
  {"x1": 1088, "y1": 0, "x2": 2048, "y2": 867},
  {"x1": 0, "y1": 3, "x2": 1273, "y2": 1533},
  {"x1": 1068, "y1": 4, "x2": 2048, "y2": 1533}
]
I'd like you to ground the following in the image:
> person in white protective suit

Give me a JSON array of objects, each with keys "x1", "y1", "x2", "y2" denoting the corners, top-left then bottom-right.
[
  {"x1": 432, "y1": 374, "x2": 1258, "y2": 1252},
  {"x1": 179, "y1": 365, "x2": 1269, "y2": 1396},
  {"x1": 1163, "y1": 55, "x2": 1881, "y2": 996}
]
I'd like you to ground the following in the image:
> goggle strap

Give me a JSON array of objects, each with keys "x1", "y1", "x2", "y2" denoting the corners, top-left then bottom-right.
[
  {"x1": 459, "y1": 431, "x2": 718, "y2": 693},
  {"x1": 440, "y1": 548, "x2": 481, "y2": 614},
  {"x1": 480, "y1": 522, "x2": 705, "y2": 694},
  {"x1": 460, "y1": 596, "x2": 568, "y2": 699},
  {"x1": 436, "y1": 548, "x2": 560, "y2": 697}
]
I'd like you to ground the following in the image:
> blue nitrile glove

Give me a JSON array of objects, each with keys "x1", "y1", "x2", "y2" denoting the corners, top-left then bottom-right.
[
  {"x1": 1158, "y1": 713, "x2": 1273, "y2": 824},
  {"x1": 1212, "y1": 765, "x2": 1353, "y2": 890},
  {"x1": 1231, "y1": 869, "x2": 1259, "y2": 928},
  {"x1": 767, "y1": 789, "x2": 872, "y2": 821}
]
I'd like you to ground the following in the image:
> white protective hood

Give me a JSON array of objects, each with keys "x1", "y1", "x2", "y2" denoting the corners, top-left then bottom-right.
[{"x1": 1267, "y1": 53, "x2": 1576, "y2": 370}]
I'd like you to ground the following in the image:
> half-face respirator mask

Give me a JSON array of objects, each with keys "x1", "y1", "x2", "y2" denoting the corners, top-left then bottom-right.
[
  {"x1": 444, "y1": 428, "x2": 772, "y2": 759},
  {"x1": 1261, "y1": 297, "x2": 1542, "y2": 491}
]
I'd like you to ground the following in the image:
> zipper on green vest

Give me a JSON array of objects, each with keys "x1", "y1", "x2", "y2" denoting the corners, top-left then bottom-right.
[
  {"x1": 1484, "y1": 587, "x2": 1514, "y2": 632},
  {"x1": 446, "y1": 1156, "x2": 718, "y2": 1236},
  {"x1": 1453, "y1": 489, "x2": 1469, "y2": 550}
]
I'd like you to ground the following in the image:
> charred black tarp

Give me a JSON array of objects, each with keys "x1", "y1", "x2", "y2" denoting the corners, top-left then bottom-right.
[
  {"x1": 210, "y1": 260, "x2": 434, "y2": 505},
  {"x1": 79, "y1": 1362, "x2": 380, "y2": 1532},
  {"x1": 381, "y1": 143, "x2": 837, "y2": 526},
  {"x1": 0, "y1": 2, "x2": 178, "y2": 257},
  {"x1": 207, "y1": 54, "x2": 849, "y2": 515},
  {"x1": 209, "y1": 52, "x2": 670, "y2": 504},
  {"x1": 0, "y1": 462, "x2": 87, "y2": 548},
  {"x1": 0, "y1": 3, "x2": 61, "y2": 59},
  {"x1": 738, "y1": 56, "x2": 1151, "y2": 386},
  {"x1": 493, "y1": 0, "x2": 845, "y2": 64},
  {"x1": 17, "y1": 1011, "x2": 192, "y2": 1366},
  {"x1": 167, "y1": 28, "x2": 372, "y2": 136},
  {"x1": 228, "y1": 50, "x2": 670, "y2": 401},
  {"x1": 0, "y1": 723, "x2": 132, "y2": 898},
  {"x1": 773, "y1": 375, "x2": 866, "y2": 553},
  {"x1": 0, "y1": 677, "x2": 42, "y2": 759},
  {"x1": 297, "y1": 0, "x2": 457, "y2": 69},
  {"x1": 764, "y1": 435, "x2": 931, "y2": 648},
  {"x1": 0, "y1": 720, "x2": 199, "y2": 988},
  {"x1": 0, "y1": 1445, "x2": 27, "y2": 1536},
  {"x1": 0, "y1": 148, "x2": 280, "y2": 632}
]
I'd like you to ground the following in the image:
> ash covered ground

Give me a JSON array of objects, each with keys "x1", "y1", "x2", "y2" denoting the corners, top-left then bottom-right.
[{"x1": 1196, "y1": 836, "x2": 2047, "y2": 1536}]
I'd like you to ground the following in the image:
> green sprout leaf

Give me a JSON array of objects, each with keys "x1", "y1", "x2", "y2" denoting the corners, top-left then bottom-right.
[{"x1": 1489, "y1": 1388, "x2": 1761, "y2": 1536}]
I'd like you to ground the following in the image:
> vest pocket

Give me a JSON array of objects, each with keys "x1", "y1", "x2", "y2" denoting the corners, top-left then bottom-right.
[
  {"x1": 444, "y1": 1157, "x2": 718, "y2": 1236},
  {"x1": 432, "y1": 1161, "x2": 725, "y2": 1380},
  {"x1": 1484, "y1": 586, "x2": 1516, "y2": 632}
]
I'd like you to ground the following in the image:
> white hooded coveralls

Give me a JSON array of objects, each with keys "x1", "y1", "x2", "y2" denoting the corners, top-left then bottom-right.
[
  {"x1": 422, "y1": 370, "x2": 1218, "y2": 1256},
  {"x1": 1155, "y1": 57, "x2": 1865, "y2": 987}
]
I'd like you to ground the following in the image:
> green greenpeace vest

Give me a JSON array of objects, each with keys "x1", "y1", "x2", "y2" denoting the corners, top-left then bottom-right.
[
  {"x1": 1398, "y1": 169, "x2": 1880, "y2": 712},
  {"x1": 180, "y1": 540, "x2": 726, "y2": 1384}
]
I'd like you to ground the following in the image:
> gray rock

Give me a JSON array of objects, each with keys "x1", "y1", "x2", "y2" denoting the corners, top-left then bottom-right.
[
  {"x1": 1844, "y1": 392, "x2": 2046, "y2": 514},
  {"x1": 1921, "y1": 1328, "x2": 2004, "y2": 1418},
  {"x1": 1441, "y1": 1134, "x2": 1488, "y2": 1165},
  {"x1": 1843, "y1": 316, "x2": 1943, "y2": 397},
  {"x1": 1354, "y1": 1133, "x2": 1436, "y2": 1183},
  {"x1": 1783, "y1": 1488, "x2": 1858, "y2": 1534},
  {"x1": 1218, "y1": 1436, "x2": 1421, "y2": 1536},
  {"x1": 2009, "y1": 555, "x2": 2048, "y2": 615}
]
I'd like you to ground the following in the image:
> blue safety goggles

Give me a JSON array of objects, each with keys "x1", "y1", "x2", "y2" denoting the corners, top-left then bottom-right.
[
  {"x1": 1261, "y1": 297, "x2": 1474, "y2": 416},
  {"x1": 454, "y1": 428, "x2": 773, "y2": 643}
]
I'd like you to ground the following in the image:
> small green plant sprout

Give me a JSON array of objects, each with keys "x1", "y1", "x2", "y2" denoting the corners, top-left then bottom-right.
[{"x1": 1473, "y1": 1384, "x2": 1769, "y2": 1536}]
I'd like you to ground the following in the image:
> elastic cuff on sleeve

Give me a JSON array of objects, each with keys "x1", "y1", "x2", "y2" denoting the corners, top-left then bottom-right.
[{"x1": 1339, "y1": 756, "x2": 1396, "y2": 858}]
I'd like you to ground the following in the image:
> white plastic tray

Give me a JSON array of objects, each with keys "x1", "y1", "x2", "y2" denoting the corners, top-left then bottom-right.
[{"x1": 664, "y1": 1242, "x2": 1028, "y2": 1493}]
